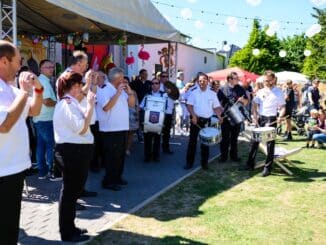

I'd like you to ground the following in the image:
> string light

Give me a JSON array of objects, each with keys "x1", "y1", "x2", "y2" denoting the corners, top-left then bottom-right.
[{"x1": 152, "y1": 0, "x2": 315, "y2": 25}]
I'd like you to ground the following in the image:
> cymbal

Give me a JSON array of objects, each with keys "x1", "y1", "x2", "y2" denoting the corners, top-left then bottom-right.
[{"x1": 164, "y1": 81, "x2": 179, "y2": 100}]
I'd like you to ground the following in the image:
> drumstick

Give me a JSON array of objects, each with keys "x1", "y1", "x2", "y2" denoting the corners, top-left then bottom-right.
[{"x1": 265, "y1": 115, "x2": 289, "y2": 126}]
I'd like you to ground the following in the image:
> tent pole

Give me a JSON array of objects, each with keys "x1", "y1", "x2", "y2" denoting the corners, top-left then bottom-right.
[{"x1": 12, "y1": 0, "x2": 17, "y2": 45}]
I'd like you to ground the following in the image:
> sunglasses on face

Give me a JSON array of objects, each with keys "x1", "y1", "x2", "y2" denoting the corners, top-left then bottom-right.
[
  {"x1": 152, "y1": 82, "x2": 160, "y2": 85},
  {"x1": 161, "y1": 75, "x2": 168, "y2": 78}
]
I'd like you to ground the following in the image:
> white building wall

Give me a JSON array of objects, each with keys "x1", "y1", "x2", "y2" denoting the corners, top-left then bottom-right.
[{"x1": 122, "y1": 43, "x2": 221, "y2": 83}]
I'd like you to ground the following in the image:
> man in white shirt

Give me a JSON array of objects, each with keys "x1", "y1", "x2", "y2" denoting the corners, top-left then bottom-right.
[
  {"x1": 0, "y1": 40, "x2": 43, "y2": 244},
  {"x1": 97, "y1": 67, "x2": 135, "y2": 191},
  {"x1": 245, "y1": 70, "x2": 286, "y2": 177},
  {"x1": 185, "y1": 73, "x2": 223, "y2": 170},
  {"x1": 33, "y1": 60, "x2": 57, "y2": 179}
]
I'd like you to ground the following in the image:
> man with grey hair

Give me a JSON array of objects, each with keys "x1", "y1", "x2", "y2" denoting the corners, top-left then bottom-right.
[{"x1": 97, "y1": 67, "x2": 135, "y2": 191}]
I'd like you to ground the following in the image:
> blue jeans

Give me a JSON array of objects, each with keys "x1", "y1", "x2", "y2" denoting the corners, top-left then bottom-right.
[
  {"x1": 34, "y1": 121, "x2": 55, "y2": 176},
  {"x1": 312, "y1": 133, "x2": 326, "y2": 143}
]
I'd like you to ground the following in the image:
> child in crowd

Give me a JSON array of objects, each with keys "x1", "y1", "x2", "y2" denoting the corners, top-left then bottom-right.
[{"x1": 306, "y1": 109, "x2": 319, "y2": 148}]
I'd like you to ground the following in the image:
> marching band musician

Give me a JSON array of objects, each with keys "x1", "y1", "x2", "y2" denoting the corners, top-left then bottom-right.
[
  {"x1": 244, "y1": 70, "x2": 286, "y2": 177},
  {"x1": 54, "y1": 71, "x2": 95, "y2": 242},
  {"x1": 217, "y1": 72, "x2": 248, "y2": 163},
  {"x1": 184, "y1": 73, "x2": 223, "y2": 170},
  {"x1": 140, "y1": 78, "x2": 168, "y2": 162}
]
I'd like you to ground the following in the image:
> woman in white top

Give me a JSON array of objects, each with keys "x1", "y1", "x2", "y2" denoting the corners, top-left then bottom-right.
[{"x1": 53, "y1": 71, "x2": 95, "y2": 242}]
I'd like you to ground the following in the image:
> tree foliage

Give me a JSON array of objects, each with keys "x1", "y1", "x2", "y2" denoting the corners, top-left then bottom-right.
[
  {"x1": 279, "y1": 34, "x2": 307, "y2": 72},
  {"x1": 302, "y1": 7, "x2": 326, "y2": 80},
  {"x1": 229, "y1": 19, "x2": 282, "y2": 74}
]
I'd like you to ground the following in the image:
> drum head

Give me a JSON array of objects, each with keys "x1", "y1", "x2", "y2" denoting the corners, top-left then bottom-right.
[{"x1": 200, "y1": 127, "x2": 220, "y2": 137}]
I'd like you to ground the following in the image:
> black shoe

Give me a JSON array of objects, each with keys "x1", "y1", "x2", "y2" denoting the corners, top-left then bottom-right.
[
  {"x1": 183, "y1": 164, "x2": 192, "y2": 170},
  {"x1": 218, "y1": 156, "x2": 227, "y2": 163},
  {"x1": 144, "y1": 157, "x2": 151, "y2": 163},
  {"x1": 163, "y1": 149, "x2": 174, "y2": 154},
  {"x1": 74, "y1": 227, "x2": 88, "y2": 235},
  {"x1": 261, "y1": 168, "x2": 271, "y2": 177},
  {"x1": 117, "y1": 179, "x2": 128, "y2": 185},
  {"x1": 102, "y1": 183, "x2": 122, "y2": 191},
  {"x1": 230, "y1": 157, "x2": 241, "y2": 162},
  {"x1": 61, "y1": 233, "x2": 90, "y2": 242},
  {"x1": 80, "y1": 190, "x2": 98, "y2": 197},
  {"x1": 76, "y1": 203, "x2": 86, "y2": 211}
]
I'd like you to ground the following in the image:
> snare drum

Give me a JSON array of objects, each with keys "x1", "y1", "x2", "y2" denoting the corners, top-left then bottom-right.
[
  {"x1": 143, "y1": 96, "x2": 166, "y2": 133},
  {"x1": 199, "y1": 127, "x2": 221, "y2": 146},
  {"x1": 225, "y1": 103, "x2": 245, "y2": 125},
  {"x1": 251, "y1": 127, "x2": 276, "y2": 143}
]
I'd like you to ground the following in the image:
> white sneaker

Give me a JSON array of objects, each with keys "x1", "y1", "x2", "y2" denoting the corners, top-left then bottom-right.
[{"x1": 125, "y1": 150, "x2": 131, "y2": 156}]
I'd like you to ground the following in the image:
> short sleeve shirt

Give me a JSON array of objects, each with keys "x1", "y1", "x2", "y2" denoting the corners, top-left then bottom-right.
[
  {"x1": 187, "y1": 87, "x2": 221, "y2": 118},
  {"x1": 96, "y1": 82, "x2": 129, "y2": 132},
  {"x1": 0, "y1": 79, "x2": 31, "y2": 177}
]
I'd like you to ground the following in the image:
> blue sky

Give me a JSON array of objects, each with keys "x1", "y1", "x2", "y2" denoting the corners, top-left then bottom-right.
[{"x1": 152, "y1": 0, "x2": 325, "y2": 50}]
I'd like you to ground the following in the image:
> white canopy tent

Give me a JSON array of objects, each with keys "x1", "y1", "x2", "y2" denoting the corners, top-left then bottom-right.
[
  {"x1": 257, "y1": 71, "x2": 310, "y2": 84},
  {"x1": 1, "y1": 0, "x2": 186, "y2": 44}
]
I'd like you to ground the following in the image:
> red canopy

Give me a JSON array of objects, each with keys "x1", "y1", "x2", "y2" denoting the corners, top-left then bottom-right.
[{"x1": 207, "y1": 67, "x2": 259, "y2": 82}]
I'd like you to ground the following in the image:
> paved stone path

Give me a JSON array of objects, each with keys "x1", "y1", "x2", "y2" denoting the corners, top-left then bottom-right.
[{"x1": 19, "y1": 135, "x2": 220, "y2": 244}]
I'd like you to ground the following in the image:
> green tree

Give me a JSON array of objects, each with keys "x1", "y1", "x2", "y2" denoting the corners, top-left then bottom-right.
[
  {"x1": 279, "y1": 34, "x2": 307, "y2": 72},
  {"x1": 303, "y1": 8, "x2": 326, "y2": 80},
  {"x1": 229, "y1": 19, "x2": 282, "y2": 74}
]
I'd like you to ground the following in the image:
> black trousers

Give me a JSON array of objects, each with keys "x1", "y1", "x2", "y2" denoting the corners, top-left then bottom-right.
[
  {"x1": 101, "y1": 131, "x2": 127, "y2": 185},
  {"x1": 90, "y1": 122, "x2": 103, "y2": 169},
  {"x1": 247, "y1": 116, "x2": 277, "y2": 170},
  {"x1": 0, "y1": 170, "x2": 25, "y2": 245},
  {"x1": 55, "y1": 143, "x2": 93, "y2": 238},
  {"x1": 144, "y1": 132, "x2": 161, "y2": 160},
  {"x1": 220, "y1": 119, "x2": 241, "y2": 159},
  {"x1": 162, "y1": 114, "x2": 173, "y2": 151},
  {"x1": 186, "y1": 117, "x2": 210, "y2": 167}
]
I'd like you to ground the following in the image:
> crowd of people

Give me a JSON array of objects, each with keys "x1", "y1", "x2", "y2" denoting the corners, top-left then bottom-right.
[{"x1": 1, "y1": 39, "x2": 325, "y2": 243}]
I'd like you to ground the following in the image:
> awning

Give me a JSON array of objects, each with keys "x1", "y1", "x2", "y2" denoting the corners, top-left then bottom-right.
[
  {"x1": 2, "y1": 0, "x2": 186, "y2": 44},
  {"x1": 207, "y1": 67, "x2": 259, "y2": 82}
]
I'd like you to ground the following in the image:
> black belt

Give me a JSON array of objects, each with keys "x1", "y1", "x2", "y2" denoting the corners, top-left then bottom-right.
[{"x1": 260, "y1": 115, "x2": 277, "y2": 120}]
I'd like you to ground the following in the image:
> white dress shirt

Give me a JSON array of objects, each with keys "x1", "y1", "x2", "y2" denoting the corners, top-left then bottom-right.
[
  {"x1": 254, "y1": 86, "x2": 285, "y2": 117},
  {"x1": 96, "y1": 82, "x2": 129, "y2": 132},
  {"x1": 53, "y1": 94, "x2": 94, "y2": 144},
  {"x1": 187, "y1": 87, "x2": 221, "y2": 118},
  {"x1": 0, "y1": 79, "x2": 31, "y2": 177}
]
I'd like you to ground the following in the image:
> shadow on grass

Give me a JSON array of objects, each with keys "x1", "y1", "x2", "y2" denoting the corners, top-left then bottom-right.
[
  {"x1": 282, "y1": 166, "x2": 326, "y2": 182},
  {"x1": 134, "y1": 158, "x2": 258, "y2": 222},
  {"x1": 89, "y1": 229, "x2": 208, "y2": 245}
]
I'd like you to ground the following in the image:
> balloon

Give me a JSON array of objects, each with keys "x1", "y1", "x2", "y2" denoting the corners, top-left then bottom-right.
[
  {"x1": 252, "y1": 49, "x2": 260, "y2": 56},
  {"x1": 304, "y1": 50, "x2": 312, "y2": 56},
  {"x1": 279, "y1": 50, "x2": 287, "y2": 57}
]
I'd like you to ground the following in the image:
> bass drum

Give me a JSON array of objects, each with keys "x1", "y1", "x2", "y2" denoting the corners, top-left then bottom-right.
[{"x1": 143, "y1": 96, "x2": 166, "y2": 133}]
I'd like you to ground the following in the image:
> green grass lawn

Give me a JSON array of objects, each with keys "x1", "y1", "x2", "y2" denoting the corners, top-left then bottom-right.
[{"x1": 89, "y1": 134, "x2": 326, "y2": 245}]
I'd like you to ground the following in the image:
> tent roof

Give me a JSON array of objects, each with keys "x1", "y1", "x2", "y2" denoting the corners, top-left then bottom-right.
[
  {"x1": 207, "y1": 67, "x2": 259, "y2": 82},
  {"x1": 2, "y1": 0, "x2": 186, "y2": 44}
]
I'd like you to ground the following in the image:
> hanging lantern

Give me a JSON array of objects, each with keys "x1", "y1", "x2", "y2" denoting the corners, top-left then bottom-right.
[
  {"x1": 125, "y1": 51, "x2": 135, "y2": 66},
  {"x1": 138, "y1": 44, "x2": 150, "y2": 66}
]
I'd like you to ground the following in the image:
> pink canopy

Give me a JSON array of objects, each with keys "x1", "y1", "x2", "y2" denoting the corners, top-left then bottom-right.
[{"x1": 207, "y1": 67, "x2": 259, "y2": 82}]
